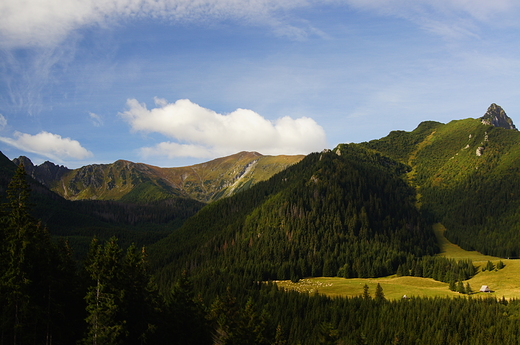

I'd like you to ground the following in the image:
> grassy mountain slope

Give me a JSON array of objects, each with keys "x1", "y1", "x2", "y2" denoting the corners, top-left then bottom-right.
[
  {"x1": 29, "y1": 151, "x2": 303, "y2": 203},
  {"x1": 150, "y1": 146, "x2": 438, "y2": 291},
  {"x1": 361, "y1": 108, "x2": 520, "y2": 257},
  {"x1": 1, "y1": 152, "x2": 204, "y2": 258}
]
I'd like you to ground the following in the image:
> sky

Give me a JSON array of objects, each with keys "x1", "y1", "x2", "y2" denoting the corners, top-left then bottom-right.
[{"x1": 1, "y1": 0, "x2": 520, "y2": 169}]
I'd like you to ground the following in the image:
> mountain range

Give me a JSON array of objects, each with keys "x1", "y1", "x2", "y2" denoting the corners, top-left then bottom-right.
[
  {"x1": 2, "y1": 103, "x2": 519, "y2": 268},
  {"x1": 13, "y1": 151, "x2": 303, "y2": 203},
  {"x1": 2, "y1": 103, "x2": 520, "y2": 344}
]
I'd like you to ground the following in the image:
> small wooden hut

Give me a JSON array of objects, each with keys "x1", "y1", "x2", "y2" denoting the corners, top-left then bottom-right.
[{"x1": 479, "y1": 285, "x2": 491, "y2": 293}]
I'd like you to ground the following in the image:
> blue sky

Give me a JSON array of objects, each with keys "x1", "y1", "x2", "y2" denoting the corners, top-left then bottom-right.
[{"x1": 1, "y1": 0, "x2": 520, "y2": 168}]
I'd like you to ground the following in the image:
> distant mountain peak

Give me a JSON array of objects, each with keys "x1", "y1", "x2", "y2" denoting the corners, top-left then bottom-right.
[
  {"x1": 12, "y1": 156, "x2": 71, "y2": 187},
  {"x1": 480, "y1": 103, "x2": 517, "y2": 130}
]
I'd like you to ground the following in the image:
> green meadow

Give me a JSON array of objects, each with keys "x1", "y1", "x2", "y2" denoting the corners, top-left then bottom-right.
[{"x1": 275, "y1": 223, "x2": 520, "y2": 300}]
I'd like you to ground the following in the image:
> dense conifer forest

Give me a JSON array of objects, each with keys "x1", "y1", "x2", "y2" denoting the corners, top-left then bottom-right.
[{"x1": 2, "y1": 109, "x2": 520, "y2": 344}]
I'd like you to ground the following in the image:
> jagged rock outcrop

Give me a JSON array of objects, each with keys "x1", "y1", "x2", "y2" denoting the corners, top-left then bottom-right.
[
  {"x1": 480, "y1": 103, "x2": 517, "y2": 130},
  {"x1": 12, "y1": 156, "x2": 71, "y2": 188}
]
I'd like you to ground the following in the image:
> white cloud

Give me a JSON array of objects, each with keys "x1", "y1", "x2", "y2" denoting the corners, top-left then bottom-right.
[
  {"x1": 0, "y1": 131, "x2": 93, "y2": 161},
  {"x1": 0, "y1": 114, "x2": 7, "y2": 131},
  {"x1": 89, "y1": 112, "x2": 104, "y2": 127},
  {"x1": 5, "y1": 0, "x2": 519, "y2": 48},
  {"x1": 0, "y1": 0, "x2": 320, "y2": 48},
  {"x1": 345, "y1": 0, "x2": 520, "y2": 38},
  {"x1": 120, "y1": 98, "x2": 327, "y2": 159}
]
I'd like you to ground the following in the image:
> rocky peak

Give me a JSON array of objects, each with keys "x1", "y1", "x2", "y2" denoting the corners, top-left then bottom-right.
[
  {"x1": 480, "y1": 103, "x2": 517, "y2": 130},
  {"x1": 12, "y1": 156, "x2": 36, "y2": 174},
  {"x1": 12, "y1": 156, "x2": 71, "y2": 188}
]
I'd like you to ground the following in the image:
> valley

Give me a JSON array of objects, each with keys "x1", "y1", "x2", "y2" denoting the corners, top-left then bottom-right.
[
  {"x1": 2, "y1": 103, "x2": 520, "y2": 344},
  {"x1": 275, "y1": 223, "x2": 520, "y2": 300}
]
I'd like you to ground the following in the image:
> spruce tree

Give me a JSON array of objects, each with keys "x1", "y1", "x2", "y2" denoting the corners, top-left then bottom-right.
[
  {"x1": 375, "y1": 283, "x2": 385, "y2": 302},
  {"x1": 162, "y1": 271, "x2": 211, "y2": 344},
  {"x1": 465, "y1": 282, "x2": 472, "y2": 295},
  {"x1": 82, "y1": 237, "x2": 125, "y2": 345},
  {"x1": 0, "y1": 164, "x2": 33, "y2": 344},
  {"x1": 449, "y1": 280, "x2": 456, "y2": 291},
  {"x1": 0, "y1": 164, "x2": 82, "y2": 343},
  {"x1": 457, "y1": 281, "x2": 465, "y2": 294},
  {"x1": 362, "y1": 284, "x2": 370, "y2": 299}
]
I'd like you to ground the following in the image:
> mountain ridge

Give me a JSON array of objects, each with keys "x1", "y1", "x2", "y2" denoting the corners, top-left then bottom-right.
[
  {"x1": 13, "y1": 151, "x2": 304, "y2": 203},
  {"x1": 360, "y1": 105, "x2": 520, "y2": 257}
]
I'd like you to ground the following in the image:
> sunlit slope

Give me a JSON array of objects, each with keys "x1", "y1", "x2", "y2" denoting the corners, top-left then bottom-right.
[
  {"x1": 432, "y1": 223, "x2": 500, "y2": 262},
  {"x1": 47, "y1": 151, "x2": 303, "y2": 203},
  {"x1": 361, "y1": 116, "x2": 520, "y2": 257},
  {"x1": 278, "y1": 224, "x2": 520, "y2": 300}
]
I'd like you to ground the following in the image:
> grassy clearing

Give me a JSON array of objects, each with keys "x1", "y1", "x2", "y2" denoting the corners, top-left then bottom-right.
[
  {"x1": 433, "y1": 223, "x2": 501, "y2": 262},
  {"x1": 275, "y1": 276, "x2": 460, "y2": 300},
  {"x1": 276, "y1": 224, "x2": 520, "y2": 300}
]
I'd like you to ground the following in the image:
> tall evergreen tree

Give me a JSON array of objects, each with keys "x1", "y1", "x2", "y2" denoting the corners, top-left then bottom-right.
[
  {"x1": 362, "y1": 284, "x2": 370, "y2": 299},
  {"x1": 0, "y1": 164, "x2": 34, "y2": 344},
  {"x1": 161, "y1": 272, "x2": 211, "y2": 344},
  {"x1": 375, "y1": 283, "x2": 385, "y2": 302},
  {"x1": 82, "y1": 237, "x2": 125, "y2": 345},
  {"x1": 82, "y1": 237, "x2": 161, "y2": 345},
  {"x1": 0, "y1": 163, "x2": 80, "y2": 344}
]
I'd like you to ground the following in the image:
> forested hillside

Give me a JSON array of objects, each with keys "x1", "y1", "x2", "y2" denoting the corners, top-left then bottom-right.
[
  {"x1": 361, "y1": 104, "x2": 520, "y2": 257},
  {"x1": 150, "y1": 145, "x2": 438, "y2": 292}
]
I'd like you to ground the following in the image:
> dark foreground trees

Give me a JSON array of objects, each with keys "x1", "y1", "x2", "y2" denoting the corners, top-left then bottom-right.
[
  {"x1": 0, "y1": 164, "x2": 83, "y2": 344},
  {"x1": 0, "y1": 164, "x2": 212, "y2": 345}
]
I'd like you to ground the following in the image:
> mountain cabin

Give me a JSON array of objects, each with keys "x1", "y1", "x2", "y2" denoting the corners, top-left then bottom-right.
[{"x1": 479, "y1": 285, "x2": 491, "y2": 293}]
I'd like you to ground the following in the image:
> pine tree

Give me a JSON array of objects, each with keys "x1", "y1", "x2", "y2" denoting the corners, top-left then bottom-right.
[
  {"x1": 82, "y1": 237, "x2": 125, "y2": 345},
  {"x1": 485, "y1": 261, "x2": 495, "y2": 271},
  {"x1": 449, "y1": 280, "x2": 456, "y2": 292},
  {"x1": 362, "y1": 284, "x2": 370, "y2": 299},
  {"x1": 457, "y1": 281, "x2": 465, "y2": 294},
  {"x1": 162, "y1": 271, "x2": 211, "y2": 344},
  {"x1": 0, "y1": 164, "x2": 82, "y2": 344},
  {"x1": 0, "y1": 164, "x2": 47, "y2": 343},
  {"x1": 375, "y1": 283, "x2": 385, "y2": 302},
  {"x1": 121, "y1": 243, "x2": 160, "y2": 345},
  {"x1": 465, "y1": 282, "x2": 472, "y2": 295},
  {"x1": 318, "y1": 322, "x2": 339, "y2": 345},
  {"x1": 273, "y1": 324, "x2": 287, "y2": 345}
]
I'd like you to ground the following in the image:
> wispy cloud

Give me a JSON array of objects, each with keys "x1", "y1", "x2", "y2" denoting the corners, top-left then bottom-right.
[
  {"x1": 120, "y1": 98, "x2": 327, "y2": 158},
  {"x1": 0, "y1": 44, "x2": 77, "y2": 116},
  {"x1": 345, "y1": 0, "x2": 520, "y2": 39},
  {"x1": 89, "y1": 112, "x2": 104, "y2": 127},
  {"x1": 0, "y1": 0, "x2": 324, "y2": 48},
  {"x1": 0, "y1": 131, "x2": 93, "y2": 161},
  {"x1": 0, "y1": 114, "x2": 7, "y2": 131},
  {"x1": 5, "y1": 0, "x2": 518, "y2": 49}
]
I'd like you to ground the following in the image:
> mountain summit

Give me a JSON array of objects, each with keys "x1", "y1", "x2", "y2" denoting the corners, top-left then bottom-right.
[{"x1": 480, "y1": 103, "x2": 517, "y2": 130}]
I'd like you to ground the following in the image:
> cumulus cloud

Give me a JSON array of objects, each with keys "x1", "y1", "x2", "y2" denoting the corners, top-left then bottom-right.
[
  {"x1": 0, "y1": 131, "x2": 93, "y2": 161},
  {"x1": 120, "y1": 98, "x2": 327, "y2": 159}
]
